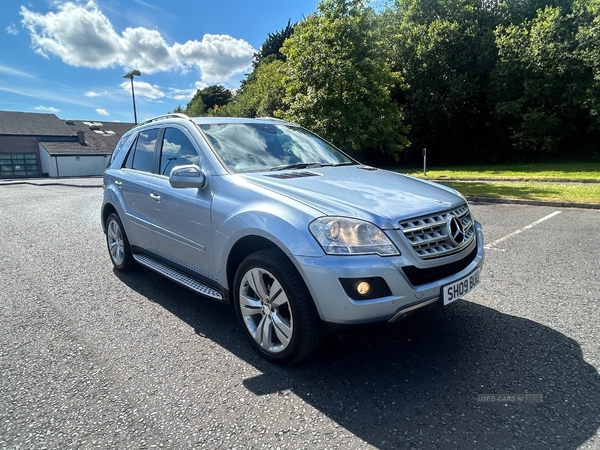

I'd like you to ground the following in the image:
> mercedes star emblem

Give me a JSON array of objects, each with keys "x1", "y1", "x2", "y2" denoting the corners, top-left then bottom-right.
[{"x1": 447, "y1": 215, "x2": 465, "y2": 245}]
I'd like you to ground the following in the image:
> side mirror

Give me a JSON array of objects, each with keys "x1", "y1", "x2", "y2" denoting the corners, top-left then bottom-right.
[{"x1": 169, "y1": 164, "x2": 206, "y2": 189}]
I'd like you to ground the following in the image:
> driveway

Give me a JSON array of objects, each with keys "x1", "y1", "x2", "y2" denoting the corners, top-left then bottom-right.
[{"x1": 1, "y1": 184, "x2": 599, "y2": 449}]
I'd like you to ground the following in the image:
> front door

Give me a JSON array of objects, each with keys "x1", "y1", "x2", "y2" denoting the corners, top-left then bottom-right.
[{"x1": 145, "y1": 127, "x2": 216, "y2": 281}]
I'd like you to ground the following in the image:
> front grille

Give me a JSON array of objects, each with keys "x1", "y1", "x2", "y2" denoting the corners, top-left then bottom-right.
[
  {"x1": 402, "y1": 245, "x2": 478, "y2": 286},
  {"x1": 398, "y1": 203, "x2": 475, "y2": 259}
]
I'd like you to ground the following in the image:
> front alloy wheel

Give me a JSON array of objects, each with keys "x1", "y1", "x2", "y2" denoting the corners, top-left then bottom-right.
[
  {"x1": 234, "y1": 249, "x2": 324, "y2": 364},
  {"x1": 239, "y1": 266, "x2": 294, "y2": 354}
]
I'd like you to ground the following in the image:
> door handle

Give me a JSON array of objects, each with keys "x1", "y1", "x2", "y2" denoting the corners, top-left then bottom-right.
[{"x1": 149, "y1": 192, "x2": 161, "y2": 202}]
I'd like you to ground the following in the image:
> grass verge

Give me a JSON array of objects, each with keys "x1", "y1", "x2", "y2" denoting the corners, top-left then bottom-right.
[
  {"x1": 402, "y1": 162, "x2": 600, "y2": 182},
  {"x1": 439, "y1": 181, "x2": 600, "y2": 204},
  {"x1": 395, "y1": 162, "x2": 600, "y2": 204}
]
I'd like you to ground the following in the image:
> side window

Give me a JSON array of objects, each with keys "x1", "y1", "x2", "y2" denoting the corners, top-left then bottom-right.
[
  {"x1": 159, "y1": 128, "x2": 200, "y2": 175},
  {"x1": 123, "y1": 128, "x2": 158, "y2": 173},
  {"x1": 122, "y1": 137, "x2": 137, "y2": 169},
  {"x1": 110, "y1": 133, "x2": 133, "y2": 165}
]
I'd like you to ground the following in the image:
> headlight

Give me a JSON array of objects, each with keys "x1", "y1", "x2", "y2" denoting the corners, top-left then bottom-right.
[{"x1": 309, "y1": 217, "x2": 400, "y2": 256}]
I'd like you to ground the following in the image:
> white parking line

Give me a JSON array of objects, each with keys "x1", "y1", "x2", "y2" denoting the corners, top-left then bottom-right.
[{"x1": 484, "y1": 211, "x2": 562, "y2": 251}]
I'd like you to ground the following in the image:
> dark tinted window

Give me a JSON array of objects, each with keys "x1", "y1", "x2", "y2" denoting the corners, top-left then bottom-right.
[
  {"x1": 130, "y1": 128, "x2": 158, "y2": 172},
  {"x1": 122, "y1": 138, "x2": 136, "y2": 169},
  {"x1": 159, "y1": 128, "x2": 200, "y2": 175},
  {"x1": 0, "y1": 153, "x2": 38, "y2": 177},
  {"x1": 111, "y1": 133, "x2": 133, "y2": 165}
]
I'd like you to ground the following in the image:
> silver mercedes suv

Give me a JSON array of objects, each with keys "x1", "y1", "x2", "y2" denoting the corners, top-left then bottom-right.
[{"x1": 102, "y1": 114, "x2": 484, "y2": 363}]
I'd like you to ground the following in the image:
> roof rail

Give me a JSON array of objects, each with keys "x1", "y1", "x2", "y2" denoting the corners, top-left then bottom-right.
[
  {"x1": 256, "y1": 117, "x2": 287, "y2": 122},
  {"x1": 139, "y1": 113, "x2": 192, "y2": 126}
]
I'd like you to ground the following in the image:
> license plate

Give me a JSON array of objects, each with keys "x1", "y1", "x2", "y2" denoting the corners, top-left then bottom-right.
[{"x1": 442, "y1": 268, "x2": 481, "y2": 305}]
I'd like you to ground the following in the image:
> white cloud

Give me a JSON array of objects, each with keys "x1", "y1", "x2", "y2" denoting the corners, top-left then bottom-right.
[
  {"x1": 0, "y1": 84, "x2": 100, "y2": 108},
  {"x1": 120, "y1": 80, "x2": 165, "y2": 100},
  {"x1": 6, "y1": 24, "x2": 19, "y2": 35},
  {"x1": 172, "y1": 34, "x2": 256, "y2": 83},
  {"x1": 85, "y1": 90, "x2": 102, "y2": 97},
  {"x1": 96, "y1": 108, "x2": 109, "y2": 116},
  {"x1": 20, "y1": 0, "x2": 255, "y2": 84},
  {"x1": 0, "y1": 64, "x2": 36, "y2": 78},
  {"x1": 35, "y1": 105, "x2": 59, "y2": 113},
  {"x1": 167, "y1": 87, "x2": 197, "y2": 101}
]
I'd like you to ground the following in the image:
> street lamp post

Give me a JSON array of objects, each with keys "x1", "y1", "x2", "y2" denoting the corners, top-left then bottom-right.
[{"x1": 123, "y1": 70, "x2": 141, "y2": 124}]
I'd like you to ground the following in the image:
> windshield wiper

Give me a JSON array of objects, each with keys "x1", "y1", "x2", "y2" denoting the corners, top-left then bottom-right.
[{"x1": 270, "y1": 162, "x2": 324, "y2": 171}]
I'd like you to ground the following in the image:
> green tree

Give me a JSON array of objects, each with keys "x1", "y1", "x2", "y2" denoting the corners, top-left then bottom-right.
[
  {"x1": 223, "y1": 20, "x2": 295, "y2": 119},
  {"x1": 499, "y1": 0, "x2": 574, "y2": 24},
  {"x1": 231, "y1": 60, "x2": 288, "y2": 118},
  {"x1": 574, "y1": 0, "x2": 600, "y2": 141},
  {"x1": 491, "y1": 4, "x2": 598, "y2": 158},
  {"x1": 185, "y1": 90, "x2": 206, "y2": 117},
  {"x1": 185, "y1": 85, "x2": 233, "y2": 116},
  {"x1": 201, "y1": 85, "x2": 233, "y2": 111},
  {"x1": 173, "y1": 0, "x2": 600, "y2": 161},
  {"x1": 385, "y1": 0, "x2": 499, "y2": 162},
  {"x1": 252, "y1": 20, "x2": 295, "y2": 69},
  {"x1": 281, "y1": 0, "x2": 409, "y2": 160}
]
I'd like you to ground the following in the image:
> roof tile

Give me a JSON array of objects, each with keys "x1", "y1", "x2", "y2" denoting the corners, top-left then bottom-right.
[{"x1": 0, "y1": 111, "x2": 76, "y2": 136}]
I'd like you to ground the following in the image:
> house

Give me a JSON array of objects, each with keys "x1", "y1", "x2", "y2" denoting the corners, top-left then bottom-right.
[
  {"x1": 0, "y1": 111, "x2": 134, "y2": 178},
  {"x1": 40, "y1": 119, "x2": 134, "y2": 178}
]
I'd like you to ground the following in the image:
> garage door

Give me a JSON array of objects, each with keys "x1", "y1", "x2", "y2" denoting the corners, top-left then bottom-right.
[{"x1": 0, "y1": 153, "x2": 39, "y2": 177}]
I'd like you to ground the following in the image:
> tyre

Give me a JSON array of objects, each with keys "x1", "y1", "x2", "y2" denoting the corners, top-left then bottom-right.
[
  {"x1": 233, "y1": 249, "x2": 324, "y2": 364},
  {"x1": 105, "y1": 213, "x2": 136, "y2": 272}
]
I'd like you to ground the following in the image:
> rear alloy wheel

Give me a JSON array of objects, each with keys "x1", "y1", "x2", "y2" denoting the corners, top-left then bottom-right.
[
  {"x1": 106, "y1": 213, "x2": 136, "y2": 271},
  {"x1": 234, "y1": 249, "x2": 324, "y2": 364}
]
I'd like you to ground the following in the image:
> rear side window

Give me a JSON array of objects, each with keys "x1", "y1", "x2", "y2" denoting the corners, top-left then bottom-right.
[
  {"x1": 123, "y1": 128, "x2": 159, "y2": 173},
  {"x1": 110, "y1": 133, "x2": 133, "y2": 165},
  {"x1": 159, "y1": 128, "x2": 200, "y2": 175}
]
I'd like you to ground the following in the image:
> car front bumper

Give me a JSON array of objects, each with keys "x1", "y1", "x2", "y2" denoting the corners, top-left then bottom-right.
[{"x1": 294, "y1": 222, "x2": 484, "y2": 329}]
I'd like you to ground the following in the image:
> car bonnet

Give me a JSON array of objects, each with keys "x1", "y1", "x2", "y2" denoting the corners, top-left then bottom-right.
[{"x1": 240, "y1": 165, "x2": 465, "y2": 229}]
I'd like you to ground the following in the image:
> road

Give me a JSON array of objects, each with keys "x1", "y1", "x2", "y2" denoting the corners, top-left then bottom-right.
[{"x1": 1, "y1": 183, "x2": 599, "y2": 449}]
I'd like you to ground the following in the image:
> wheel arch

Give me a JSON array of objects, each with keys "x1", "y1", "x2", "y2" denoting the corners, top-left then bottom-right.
[
  {"x1": 101, "y1": 202, "x2": 118, "y2": 233},
  {"x1": 225, "y1": 235, "x2": 282, "y2": 300}
]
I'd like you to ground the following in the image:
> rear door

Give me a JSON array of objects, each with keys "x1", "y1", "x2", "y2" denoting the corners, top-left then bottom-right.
[{"x1": 116, "y1": 128, "x2": 160, "y2": 248}]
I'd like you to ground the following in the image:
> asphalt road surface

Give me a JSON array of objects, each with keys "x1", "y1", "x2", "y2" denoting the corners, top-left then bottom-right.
[{"x1": 1, "y1": 184, "x2": 599, "y2": 449}]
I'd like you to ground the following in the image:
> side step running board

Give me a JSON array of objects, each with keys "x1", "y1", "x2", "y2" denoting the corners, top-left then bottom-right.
[{"x1": 133, "y1": 253, "x2": 224, "y2": 301}]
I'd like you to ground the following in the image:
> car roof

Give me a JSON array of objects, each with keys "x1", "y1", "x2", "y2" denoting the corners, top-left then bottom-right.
[
  {"x1": 136, "y1": 113, "x2": 291, "y2": 129},
  {"x1": 191, "y1": 117, "x2": 290, "y2": 125}
]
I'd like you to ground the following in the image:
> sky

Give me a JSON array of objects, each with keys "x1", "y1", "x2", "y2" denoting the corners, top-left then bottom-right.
[{"x1": 0, "y1": 0, "x2": 319, "y2": 123}]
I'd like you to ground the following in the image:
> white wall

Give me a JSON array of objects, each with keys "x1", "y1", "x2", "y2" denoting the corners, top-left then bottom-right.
[
  {"x1": 55, "y1": 155, "x2": 109, "y2": 177},
  {"x1": 39, "y1": 145, "x2": 109, "y2": 177},
  {"x1": 38, "y1": 145, "x2": 56, "y2": 177}
]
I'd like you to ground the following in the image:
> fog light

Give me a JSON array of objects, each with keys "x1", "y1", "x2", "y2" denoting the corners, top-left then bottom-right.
[
  {"x1": 339, "y1": 277, "x2": 391, "y2": 300},
  {"x1": 356, "y1": 281, "x2": 371, "y2": 296}
]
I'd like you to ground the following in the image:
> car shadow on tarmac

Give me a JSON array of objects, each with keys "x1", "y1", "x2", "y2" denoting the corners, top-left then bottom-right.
[{"x1": 116, "y1": 267, "x2": 600, "y2": 449}]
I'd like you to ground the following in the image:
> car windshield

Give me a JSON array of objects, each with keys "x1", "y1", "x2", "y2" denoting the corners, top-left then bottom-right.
[{"x1": 197, "y1": 122, "x2": 354, "y2": 173}]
